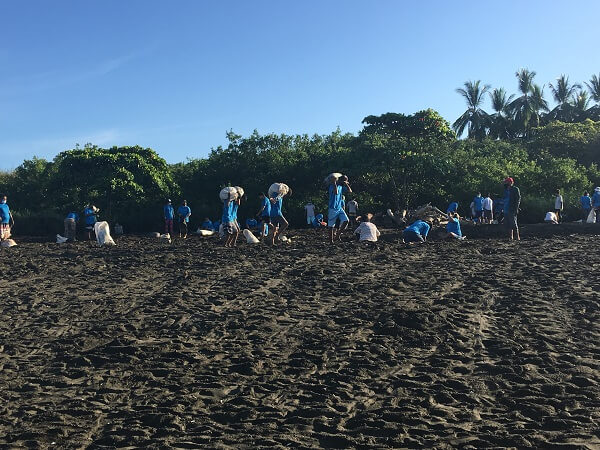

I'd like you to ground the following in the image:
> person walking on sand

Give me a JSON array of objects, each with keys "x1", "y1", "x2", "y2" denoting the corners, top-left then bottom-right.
[
  {"x1": 592, "y1": 187, "x2": 600, "y2": 223},
  {"x1": 177, "y1": 200, "x2": 192, "y2": 239},
  {"x1": 354, "y1": 213, "x2": 380, "y2": 242},
  {"x1": 347, "y1": 198, "x2": 359, "y2": 227},
  {"x1": 554, "y1": 189, "x2": 564, "y2": 222},
  {"x1": 304, "y1": 201, "x2": 316, "y2": 227},
  {"x1": 83, "y1": 203, "x2": 98, "y2": 240},
  {"x1": 163, "y1": 199, "x2": 174, "y2": 235},
  {"x1": 268, "y1": 191, "x2": 289, "y2": 245},
  {"x1": 473, "y1": 193, "x2": 484, "y2": 224},
  {"x1": 503, "y1": 177, "x2": 521, "y2": 241},
  {"x1": 482, "y1": 193, "x2": 493, "y2": 224},
  {"x1": 64, "y1": 211, "x2": 79, "y2": 241},
  {"x1": 222, "y1": 196, "x2": 240, "y2": 247},
  {"x1": 402, "y1": 219, "x2": 430, "y2": 244},
  {"x1": 327, "y1": 175, "x2": 352, "y2": 244},
  {"x1": 256, "y1": 193, "x2": 271, "y2": 240},
  {"x1": 0, "y1": 194, "x2": 14, "y2": 241},
  {"x1": 581, "y1": 191, "x2": 592, "y2": 222}
]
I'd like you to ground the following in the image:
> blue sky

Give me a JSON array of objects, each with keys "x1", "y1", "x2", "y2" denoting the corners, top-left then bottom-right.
[{"x1": 1, "y1": 0, "x2": 599, "y2": 169}]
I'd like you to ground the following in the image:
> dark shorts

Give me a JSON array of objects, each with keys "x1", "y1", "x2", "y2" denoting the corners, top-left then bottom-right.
[
  {"x1": 271, "y1": 216, "x2": 285, "y2": 227},
  {"x1": 223, "y1": 221, "x2": 239, "y2": 235},
  {"x1": 475, "y1": 210, "x2": 483, "y2": 218},
  {"x1": 505, "y1": 213, "x2": 518, "y2": 230},
  {"x1": 85, "y1": 224, "x2": 95, "y2": 231},
  {"x1": 403, "y1": 230, "x2": 424, "y2": 243},
  {"x1": 261, "y1": 215, "x2": 271, "y2": 225},
  {"x1": 484, "y1": 209, "x2": 492, "y2": 219}
]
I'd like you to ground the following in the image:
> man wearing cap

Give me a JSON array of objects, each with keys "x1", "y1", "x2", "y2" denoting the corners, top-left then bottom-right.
[
  {"x1": 503, "y1": 177, "x2": 521, "y2": 240},
  {"x1": 164, "y1": 199, "x2": 174, "y2": 235},
  {"x1": 592, "y1": 187, "x2": 600, "y2": 223}
]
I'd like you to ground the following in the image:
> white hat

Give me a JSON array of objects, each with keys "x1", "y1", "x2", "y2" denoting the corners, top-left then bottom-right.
[{"x1": 595, "y1": 187, "x2": 600, "y2": 192}]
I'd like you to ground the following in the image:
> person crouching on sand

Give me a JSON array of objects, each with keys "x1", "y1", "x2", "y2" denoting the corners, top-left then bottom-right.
[
  {"x1": 328, "y1": 175, "x2": 352, "y2": 244},
  {"x1": 354, "y1": 213, "x2": 380, "y2": 242},
  {"x1": 403, "y1": 219, "x2": 431, "y2": 244},
  {"x1": 222, "y1": 196, "x2": 240, "y2": 247},
  {"x1": 446, "y1": 213, "x2": 466, "y2": 240},
  {"x1": 544, "y1": 211, "x2": 559, "y2": 224}
]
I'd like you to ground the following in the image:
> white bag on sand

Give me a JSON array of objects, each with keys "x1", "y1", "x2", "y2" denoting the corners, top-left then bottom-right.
[
  {"x1": 268, "y1": 183, "x2": 290, "y2": 197},
  {"x1": 587, "y1": 209, "x2": 596, "y2": 223},
  {"x1": 324, "y1": 172, "x2": 343, "y2": 184},
  {"x1": 94, "y1": 222, "x2": 116, "y2": 246},
  {"x1": 220, "y1": 186, "x2": 244, "y2": 201},
  {"x1": 0, "y1": 239, "x2": 17, "y2": 248},
  {"x1": 243, "y1": 229, "x2": 260, "y2": 244},
  {"x1": 150, "y1": 232, "x2": 160, "y2": 238},
  {"x1": 197, "y1": 229, "x2": 215, "y2": 236},
  {"x1": 56, "y1": 234, "x2": 69, "y2": 244}
]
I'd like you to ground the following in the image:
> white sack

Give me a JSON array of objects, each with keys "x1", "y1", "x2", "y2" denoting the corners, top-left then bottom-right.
[
  {"x1": 243, "y1": 229, "x2": 260, "y2": 244},
  {"x1": 94, "y1": 221, "x2": 116, "y2": 246}
]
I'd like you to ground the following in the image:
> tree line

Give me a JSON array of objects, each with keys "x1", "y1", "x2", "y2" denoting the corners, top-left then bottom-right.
[
  {"x1": 454, "y1": 69, "x2": 600, "y2": 139},
  {"x1": 1, "y1": 107, "x2": 599, "y2": 235}
]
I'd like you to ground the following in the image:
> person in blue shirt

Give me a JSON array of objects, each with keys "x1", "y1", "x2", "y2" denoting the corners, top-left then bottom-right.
[
  {"x1": 269, "y1": 191, "x2": 289, "y2": 245},
  {"x1": 256, "y1": 193, "x2": 271, "y2": 239},
  {"x1": 446, "y1": 201, "x2": 459, "y2": 214},
  {"x1": 592, "y1": 187, "x2": 600, "y2": 223},
  {"x1": 83, "y1": 204, "x2": 99, "y2": 240},
  {"x1": 445, "y1": 213, "x2": 466, "y2": 240},
  {"x1": 64, "y1": 211, "x2": 79, "y2": 241},
  {"x1": 222, "y1": 197, "x2": 240, "y2": 247},
  {"x1": 473, "y1": 193, "x2": 484, "y2": 224},
  {"x1": 403, "y1": 219, "x2": 430, "y2": 244},
  {"x1": 212, "y1": 220, "x2": 221, "y2": 232},
  {"x1": 581, "y1": 191, "x2": 592, "y2": 222},
  {"x1": 0, "y1": 194, "x2": 14, "y2": 241},
  {"x1": 312, "y1": 213, "x2": 326, "y2": 230},
  {"x1": 201, "y1": 217, "x2": 213, "y2": 230},
  {"x1": 246, "y1": 218, "x2": 258, "y2": 230},
  {"x1": 328, "y1": 175, "x2": 352, "y2": 244},
  {"x1": 163, "y1": 199, "x2": 174, "y2": 235},
  {"x1": 177, "y1": 200, "x2": 192, "y2": 239}
]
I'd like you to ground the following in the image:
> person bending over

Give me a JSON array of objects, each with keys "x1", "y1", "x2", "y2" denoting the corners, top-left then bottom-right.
[
  {"x1": 446, "y1": 213, "x2": 466, "y2": 240},
  {"x1": 403, "y1": 219, "x2": 431, "y2": 244},
  {"x1": 354, "y1": 213, "x2": 380, "y2": 242}
]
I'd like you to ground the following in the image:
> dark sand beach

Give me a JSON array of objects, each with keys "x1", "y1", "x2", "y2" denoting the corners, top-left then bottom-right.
[{"x1": 1, "y1": 224, "x2": 599, "y2": 448}]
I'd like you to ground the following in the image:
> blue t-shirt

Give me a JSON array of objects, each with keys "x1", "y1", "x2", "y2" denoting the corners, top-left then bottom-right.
[
  {"x1": 473, "y1": 196, "x2": 484, "y2": 212},
  {"x1": 212, "y1": 220, "x2": 221, "y2": 231},
  {"x1": 592, "y1": 191, "x2": 600, "y2": 207},
  {"x1": 503, "y1": 188, "x2": 511, "y2": 214},
  {"x1": 201, "y1": 220, "x2": 213, "y2": 230},
  {"x1": 246, "y1": 218, "x2": 258, "y2": 228},
  {"x1": 328, "y1": 185, "x2": 348, "y2": 211},
  {"x1": 581, "y1": 195, "x2": 592, "y2": 209},
  {"x1": 84, "y1": 207, "x2": 97, "y2": 226},
  {"x1": 446, "y1": 202, "x2": 458, "y2": 213},
  {"x1": 446, "y1": 217, "x2": 462, "y2": 237},
  {"x1": 66, "y1": 212, "x2": 79, "y2": 221},
  {"x1": 261, "y1": 197, "x2": 271, "y2": 217},
  {"x1": 0, "y1": 203, "x2": 10, "y2": 224},
  {"x1": 164, "y1": 204, "x2": 174, "y2": 219},
  {"x1": 231, "y1": 202, "x2": 239, "y2": 220},
  {"x1": 270, "y1": 195, "x2": 283, "y2": 217},
  {"x1": 178, "y1": 205, "x2": 191, "y2": 222},
  {"x1": 222, "y1": 201, "x2": 235, "y2": 223},
  {"x1": 405, "y1": 220, "x2": 430, "y2": 237}
]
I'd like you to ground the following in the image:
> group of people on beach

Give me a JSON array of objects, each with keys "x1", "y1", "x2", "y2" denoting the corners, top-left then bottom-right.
[{"x1": 3, "y1": 175, "x2": 600, "y2": 247}]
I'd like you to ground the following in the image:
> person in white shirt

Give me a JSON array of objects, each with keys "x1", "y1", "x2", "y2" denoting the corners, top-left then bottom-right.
[
  {"x1": 544, "y1": 211, "x2": 559, "y2": 224},
  {"x1": 554, "y1": 189, "x2": 563, "y2": 222},
  {"x1": 347, "y1": 199, "x2": 359, "y2": 226},
  {"x1": 354, "y1": 213, "x2": 380, "y2": 242},
  {"x1": 482, "y1": 194, "x2": 493, "y2": 224},
  {"x1": 304, "y1": 202, "x2": 315, "y2": 226}
]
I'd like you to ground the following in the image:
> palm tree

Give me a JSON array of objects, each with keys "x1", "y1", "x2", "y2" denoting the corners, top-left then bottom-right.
[
  {"x1": 453, "y1": 80, "x2": 490, "y2": 139},
  {"x1": 530, "y1": 84, "x2": 549, "y2": 128},
  {"x1": 488, "y1": 88, "x2": 514, "y2": 139},
  {"x1": 585, "y1": 74, "x2": 600, "y2": 120},
  {"x1": 548, "y1": 75, "x2": 580, "y2": 122},
  {"x1": 572, "y1": 90, "x2": 591, "y2": 121},
  {"x1": 508, "y1": 69, "x2": 540, "y2": 137}
]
